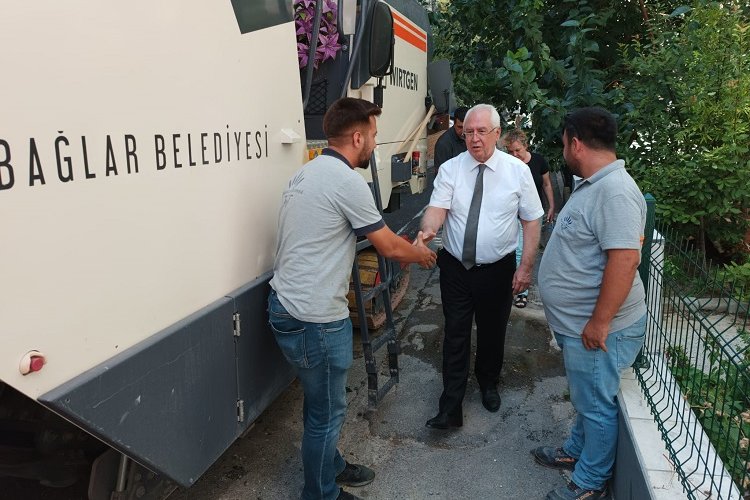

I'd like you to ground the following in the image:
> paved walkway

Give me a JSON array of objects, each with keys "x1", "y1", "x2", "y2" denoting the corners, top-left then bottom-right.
[{"x1": 171, "y1": 258, "x2": 579, "y2": 500}]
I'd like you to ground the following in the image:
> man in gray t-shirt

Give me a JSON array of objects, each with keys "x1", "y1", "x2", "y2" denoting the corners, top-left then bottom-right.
[
  {"x1": 533, "y1": 108, "x2": 646, "y2": 500},
  {"x1": 268, "y1": 98, "x2": 435, "y2": 500}
]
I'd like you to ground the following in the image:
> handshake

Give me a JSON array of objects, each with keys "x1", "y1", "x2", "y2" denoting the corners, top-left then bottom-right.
[{"x1": 411, "y1": 230, "x2": 437, "y2": 269}]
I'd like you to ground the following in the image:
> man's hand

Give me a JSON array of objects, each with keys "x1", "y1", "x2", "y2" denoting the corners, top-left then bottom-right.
[
  {"x1": 421, "y1": 207, "x2": 447, "y2": 244},
  {"x1": 516, "y1": 217, "x2": 540, "y2": 295},
  {"x1": 412, "y1": 231, "x2": 437, "y2": 268},
  {"x1": 581, "y1": 248, "x2": 642, "y2": 351},
  {"x1": 366, "y1": 227, "x2": 435, "y2": 267},
  {"x1": 545, "y1": 207, "x2": 555, "y2": 224},
  {"x1": 581, "y1": 319, "x2": 609, "y2": 351},
  {"x1": 417, "y1": 230, "x2": 437, "y2": 245},
  {"x1": 512, "y1": 263, "x2": 532, "y2": 295}
]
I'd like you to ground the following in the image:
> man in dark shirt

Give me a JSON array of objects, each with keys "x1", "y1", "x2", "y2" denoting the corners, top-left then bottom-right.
[{"x1": 433, "y1": 106, "x2": 469, "y2": 171}]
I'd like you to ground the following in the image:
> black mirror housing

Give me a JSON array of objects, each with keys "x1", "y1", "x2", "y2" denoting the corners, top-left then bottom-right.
[
  {"x1": 427, "y1": 59, "x2": 456, "y2": 114},
  {"x1": 368, "y1": 1, "x2": 394, "y2": 78}
]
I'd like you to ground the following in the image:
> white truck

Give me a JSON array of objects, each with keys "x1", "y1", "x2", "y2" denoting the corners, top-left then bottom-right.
[{"x1": 0, "y1": 0, "x2": 451, "y2": 498}]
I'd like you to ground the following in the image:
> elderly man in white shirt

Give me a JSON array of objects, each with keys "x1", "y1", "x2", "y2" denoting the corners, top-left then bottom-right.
[{"x1": 421, "y1": 104, "x2": 543, "y2": 429}]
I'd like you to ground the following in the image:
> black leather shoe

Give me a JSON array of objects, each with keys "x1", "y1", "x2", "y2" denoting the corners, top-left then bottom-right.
[
  {"x1": 425, "y1": 411, "x2": 463, "y2": 429},
  {"x1": 336, "y1": 462, "x2": 375, "y2": 487},
  {"x1": 481, "y1": 387, "x2": 501, "y2": 412}
]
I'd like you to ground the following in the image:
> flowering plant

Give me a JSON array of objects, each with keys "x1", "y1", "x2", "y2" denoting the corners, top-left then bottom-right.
[{"x1": 295, "y1": 0, "x2": 342, "y2": 70}]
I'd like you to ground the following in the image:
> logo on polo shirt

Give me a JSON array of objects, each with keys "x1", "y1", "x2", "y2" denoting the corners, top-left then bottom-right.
[{"x1": 560, "y1": 215, "x2": 574, "y2": 230}]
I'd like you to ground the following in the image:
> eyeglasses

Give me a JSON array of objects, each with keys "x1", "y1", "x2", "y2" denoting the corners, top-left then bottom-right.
[{"x1": 462, "y1": 127, "x2": 498, "y2": 139}]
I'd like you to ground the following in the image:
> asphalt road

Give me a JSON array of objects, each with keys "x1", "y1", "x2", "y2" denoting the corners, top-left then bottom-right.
[
  {"x1": 2, "y1": 168, "x2": 574, "y2": 500},
  {"x1": 167, "y1": 171, "x2": 576, "y2": 500},
  {"x1": 168, "y1": 255, "x2": 573, "y2": 500}
]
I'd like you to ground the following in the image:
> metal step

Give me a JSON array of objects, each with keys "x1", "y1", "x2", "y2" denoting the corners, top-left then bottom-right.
[{"x1": 350, "y1": 150, "x2": 401, "y2": 409}]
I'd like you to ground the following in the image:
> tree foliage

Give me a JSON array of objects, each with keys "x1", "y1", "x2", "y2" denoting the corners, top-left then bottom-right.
[
  {"x1": 619, "y1": 2, "x2": 750, "y2": 256},
  {"x1": 430, "y1": 0, "x2": 750, "y2": 258},
  {"x1": 431, "y1": 0, "x2": 651, "y2": 165}
]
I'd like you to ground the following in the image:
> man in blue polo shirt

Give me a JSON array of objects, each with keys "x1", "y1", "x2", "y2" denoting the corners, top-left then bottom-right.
[
  {"x1": 534, "y1": 107, "x2": 647, "y2": 500},
  {"x1": 269, "y1": 97, "x2": 436, "y2": 500}
]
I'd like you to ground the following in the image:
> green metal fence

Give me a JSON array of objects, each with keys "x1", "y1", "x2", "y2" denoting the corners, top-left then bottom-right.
[{"x1": 636, "y1": 197, "x2": 750, "y2": 499}]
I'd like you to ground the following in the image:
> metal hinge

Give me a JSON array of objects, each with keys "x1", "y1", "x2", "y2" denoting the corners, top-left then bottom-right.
[
  {"x1": 236, "y1": 399, "x2": 245, "y2": 422},
  {"x1": 233, "y1": 312, "x2": 241, "y2": 337}
]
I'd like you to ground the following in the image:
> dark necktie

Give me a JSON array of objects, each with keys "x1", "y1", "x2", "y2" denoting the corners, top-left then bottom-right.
[{"x1": 461, "y1": 164, "x2": 486, "y2": 269}]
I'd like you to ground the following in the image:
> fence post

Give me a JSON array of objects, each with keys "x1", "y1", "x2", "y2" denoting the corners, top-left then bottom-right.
[
  {"x1": 633, "y1": 193, "x2": 655, "y2": 370},
  {"x1": 639, "y1": 193, "x2": 656, "y2": 295}
]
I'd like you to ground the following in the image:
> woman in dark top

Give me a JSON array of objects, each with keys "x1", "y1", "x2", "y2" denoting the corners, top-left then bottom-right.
[{"x1": 501, "y1": 129, "x2": 555, "y2": 308}]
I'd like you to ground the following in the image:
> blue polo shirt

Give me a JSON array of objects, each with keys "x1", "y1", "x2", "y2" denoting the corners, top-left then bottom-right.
[{"x1": 538, "y1": 160, "x2": 647, "y2": 337}]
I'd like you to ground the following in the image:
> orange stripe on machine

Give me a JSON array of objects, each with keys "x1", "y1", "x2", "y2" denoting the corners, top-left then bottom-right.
[
  {"x1": 393, "y1": 23, "x2": 427, "y2": 51},
  {"x1": 392, "y1": 11, "x2": 427, "y2": 40},
  {"x1": 391, "y1": 11, "x2": 427, "y2": 52}
]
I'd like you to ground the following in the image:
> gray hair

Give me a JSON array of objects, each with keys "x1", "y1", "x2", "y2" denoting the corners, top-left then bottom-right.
[{"x1": 464, "y1": 104, "x2": 501, "y2": 128}]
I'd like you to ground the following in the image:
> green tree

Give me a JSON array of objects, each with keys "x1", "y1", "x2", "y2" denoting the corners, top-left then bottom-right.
[
  {"x1": 429, "y1": 0, "x2": 749, "y2": 259},
  {"x1": 619, "y1": 2, "x2": 750, "y2": 257},
  {"x1": 430, "y1": 0, "x2": 661, "y2": 166}
]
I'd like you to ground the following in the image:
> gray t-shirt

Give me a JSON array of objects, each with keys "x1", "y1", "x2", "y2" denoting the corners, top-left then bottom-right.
[
  {"x1": 538, "y1": 160, "x2": 646, "y2": 337},
  {"x1": 270, "y1": 150, "x2": 384, "y2": 323}
]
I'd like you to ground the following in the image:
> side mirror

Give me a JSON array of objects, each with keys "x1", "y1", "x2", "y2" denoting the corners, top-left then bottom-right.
[
  {"x1": 427, "y1": 59, "x2": 456, "y2": 114},
  {"x1": 368, "y1": 1, "x2": 394, "y2": 78}
]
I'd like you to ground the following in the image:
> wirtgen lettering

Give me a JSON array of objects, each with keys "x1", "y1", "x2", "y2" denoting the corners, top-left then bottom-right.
[{"x1": 389, "y1": 66, "x2": 418, "y2": 91}]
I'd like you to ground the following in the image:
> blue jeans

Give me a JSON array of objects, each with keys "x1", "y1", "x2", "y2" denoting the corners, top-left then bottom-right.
[
  {"x1": 554, "y1": 314, "x2": 646, "y2": 490},
  {"x1": 268, "y1": 290, "x2": 351, "y2": 500}
]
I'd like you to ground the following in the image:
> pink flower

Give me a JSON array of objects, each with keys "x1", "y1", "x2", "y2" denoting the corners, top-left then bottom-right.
[
  {"x1": 294, "y1": 0, "x2": 316, "y2": 10},
  {"x1": 297, "y1": 42, "x2": 310, "y2": 68},
  {"x1": 322, "y1": 0, "x2": 336, "y2": 15},
  {"x1": 317, "y1": 32, "x2": 342, "y2": 62},
  {"x1": 296, "y1": 15, "x2": 312, "y2": 37},
  {"x1": 294, "y1": 0, "x2": 342, "y2": 70}
]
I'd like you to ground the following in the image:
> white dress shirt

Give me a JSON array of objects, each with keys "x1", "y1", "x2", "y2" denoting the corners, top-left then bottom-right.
[{"x1": 429, "y1": 148, "x2": 544, "y2": 264}]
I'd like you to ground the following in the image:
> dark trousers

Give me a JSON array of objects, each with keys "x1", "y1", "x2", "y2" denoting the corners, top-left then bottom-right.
[{"x1": 437, "y1": 249, "x2": 515, "y2": 415}]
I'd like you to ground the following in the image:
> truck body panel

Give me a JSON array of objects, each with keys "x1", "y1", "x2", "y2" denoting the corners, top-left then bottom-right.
[
  {"x1": 1, "y1": 2, "x2": 305, "y2": 400},
  {"x1": 1, "y1": 0, "x2": 437, "y2": 492}
]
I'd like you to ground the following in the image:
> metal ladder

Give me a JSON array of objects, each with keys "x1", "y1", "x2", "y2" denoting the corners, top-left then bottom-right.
[{"x1": 350, "y1": 153, "x2": 400, "y2": 408}]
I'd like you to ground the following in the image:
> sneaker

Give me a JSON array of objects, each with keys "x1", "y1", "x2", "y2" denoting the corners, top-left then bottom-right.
[
  {"x1": 546, "y1": 481, "x2": 610, "y2": 500},
  {"x1": 531, "y1": 446, "x2": 578, "y2": 470},
  {"x1": 337, "y1": 489, "x2": 363, "y2": 500},
  {"x1": 335, "y1": 462, "x2": 375, "y2": 487}
]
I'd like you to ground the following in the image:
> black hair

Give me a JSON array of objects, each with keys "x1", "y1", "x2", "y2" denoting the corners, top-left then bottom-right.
[
  {"x1": 563, "y1": 107, "x2": 617, "y2": 151},
  {"x1": 453, "y1": 106, "x2": 469, "y2": 122},
  {"x1": 323, "y1": 97, "x2": 382, "y2": 139}
]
